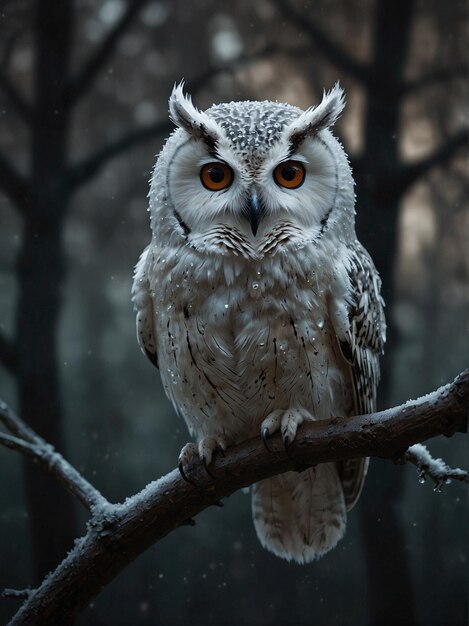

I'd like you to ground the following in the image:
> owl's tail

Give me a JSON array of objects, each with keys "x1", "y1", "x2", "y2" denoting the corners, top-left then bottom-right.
[{"x1": 251, "y1": 462, "x2": 352, "y2": 563}]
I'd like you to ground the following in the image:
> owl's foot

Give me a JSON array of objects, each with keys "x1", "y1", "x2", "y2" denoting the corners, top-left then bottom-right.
[
  {"x1": 261, "y1": 408, "x2": 312, "y2": 449},
  {"x1": 178, "y1": 443, "x2": 198, "y2": 484},
  {"x1": 178, "y1": 437, "x2": 227, "y2": 484}
]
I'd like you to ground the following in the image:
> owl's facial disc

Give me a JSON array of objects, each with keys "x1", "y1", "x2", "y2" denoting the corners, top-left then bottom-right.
[{"x1": 164, "y1": 83, "x2": 354, "y2": 249}]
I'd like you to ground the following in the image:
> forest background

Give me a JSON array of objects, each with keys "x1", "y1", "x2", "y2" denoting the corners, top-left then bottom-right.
[{"x1": 0, "y1": 1, "x2": 467, "y2": 624}]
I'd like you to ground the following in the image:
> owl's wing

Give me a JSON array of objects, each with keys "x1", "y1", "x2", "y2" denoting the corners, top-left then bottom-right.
[
  {"x1": 132, "y1": 245, "x2": 158, "y2": 368},
  {"x1": 342, "y1": 243, "x2": 386, "y2": 415},
  {"x1": 332, "y1": 243, "x2": 386, "y2": 510}
]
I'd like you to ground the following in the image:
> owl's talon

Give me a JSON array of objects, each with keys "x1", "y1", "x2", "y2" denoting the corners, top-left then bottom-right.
[
  {"x1": 178, "y1": 442, "x2": 200, "y2": 485},
  {"x1": 178, "y1": 461, "x2": 198, "y2": 486},
  {"x1": 202, "y1": 456, "x2": 216, "y2": 479},
  {"x1": 178, "y1": 461, "x2": 188, "y2": 482},
  {"x1": 261, "y1": 408, "x2": 312, "y2": 453},
  {"x1": 260, "y1": 410, "x2": 283, "y2": 451},
  {"x1": 196, "y1": 435, "x2": 227, "y2": 479},
  {"x1": 261, "y1": 427, "x2": 272, "y2": 451}
]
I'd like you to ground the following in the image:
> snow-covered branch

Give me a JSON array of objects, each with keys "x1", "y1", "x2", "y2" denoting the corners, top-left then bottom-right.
[
  {"x1": 403, "y1": 444, "x2": 467, "y2": 489},
  {"x1": 2, "y1": 370, "x2": 468, "y2": 626},
  {"x1": 0, "y1": 401, "x2": 108, "y2": 511},
  {"x1": 2, "y1": 590, "x2": 32, "y2": 601}
]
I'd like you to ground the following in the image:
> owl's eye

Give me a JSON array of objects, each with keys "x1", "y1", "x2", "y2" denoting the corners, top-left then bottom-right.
[
  {"x1": 273, "y1": 160, "x2": 305, "y2": 189},
  {"x1": 200, "y1": 162, "x2": 234, "y2": 191}
]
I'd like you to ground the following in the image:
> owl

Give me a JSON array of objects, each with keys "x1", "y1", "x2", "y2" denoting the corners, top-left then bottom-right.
[{"x1": 132, "y1": 83, "x2": 385, "y2": 564}]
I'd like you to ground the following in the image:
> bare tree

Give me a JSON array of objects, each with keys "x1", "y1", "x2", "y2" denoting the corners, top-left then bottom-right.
[{"x1": 0, "y1": 0, "x2": 172, "y2": 581}]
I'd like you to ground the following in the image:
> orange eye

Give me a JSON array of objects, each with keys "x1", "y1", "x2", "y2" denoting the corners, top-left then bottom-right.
[
  {"x1": 200, "y1": 162, "x2": 234, "y2": 191},
  {"x1": 273, "y1": 160, "x2": 305, "y2": 189}
]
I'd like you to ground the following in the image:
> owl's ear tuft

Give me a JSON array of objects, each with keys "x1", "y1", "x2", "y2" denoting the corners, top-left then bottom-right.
[
  {"x1": 286, "y1": 83, "x2": 345, "y2": 151},
  {"x1": 169, "y1": 81, "x2": 220, "y2": 151}
]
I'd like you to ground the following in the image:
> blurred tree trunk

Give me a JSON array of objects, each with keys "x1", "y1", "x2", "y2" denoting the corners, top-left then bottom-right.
[
  {"x1": 3, "y1": 0, "x2": 151, "y2": 584},
  {"x1": 0, "y1": 0, "x2": 152, "y2": 584},
  {"x1": 354, "y1": 1, "x2": 417, "y2": 624},
  {"x1": 14, "y1": 0, "x2": 77, "y2": 582},
  {"x1": 355, "y1": 0, "x2": 413, "y2": 395}
]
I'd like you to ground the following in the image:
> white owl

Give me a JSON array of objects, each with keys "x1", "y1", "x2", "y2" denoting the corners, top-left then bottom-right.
[{"x1": 132, "y1": 83, "x2": 385, "y2": 564}]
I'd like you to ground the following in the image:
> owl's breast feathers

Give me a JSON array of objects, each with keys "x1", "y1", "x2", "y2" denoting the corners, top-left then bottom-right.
[
  {"x1": 186, "y1": 221, "x2": 306, "y2": 261},
  {"x1": 136, "y1": 235, "x2": 379, "y2": 446}
]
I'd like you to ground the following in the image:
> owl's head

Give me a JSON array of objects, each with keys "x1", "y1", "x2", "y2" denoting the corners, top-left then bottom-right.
[{"x1": 150, "y1": 83, "x2": 355, "y2": 259}]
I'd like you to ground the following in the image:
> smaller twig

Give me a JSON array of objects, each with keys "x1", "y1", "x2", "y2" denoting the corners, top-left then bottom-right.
[
  {"x1": 398, "y1": 130, "x2": 468, "y2": 194},
  {"x1": 0, "y1": 400, "x2": 37, "y2": 443},
  {"x1": 0, "y1": 403, "x2": 109, "y2": 511},
  {"x1": 0, "y1": 432, "x2": 39, "y2": 456},
  {"x1": 404, "y1": 443, "x2": 468, "y2": 491},
  {"x1": 2, "y1": 589, "x2": 33, "y2": 601},
  {"x1": 400, "y1": 65, "x2": 466, "y2": 96}
]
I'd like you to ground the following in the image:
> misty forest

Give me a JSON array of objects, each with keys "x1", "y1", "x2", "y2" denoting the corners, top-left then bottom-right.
[{"x1": 0, "y1": 1, "x2": 467, "y2": 625}]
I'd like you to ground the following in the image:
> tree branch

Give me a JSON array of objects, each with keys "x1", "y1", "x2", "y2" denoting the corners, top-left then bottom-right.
[
  {"x1": 0, "y1": 331, "x2": 18, "y2": 377},
  {"x1": 0, "y1": 151, "x2": 29, "y2": 213},
  {"x1": 270, "y1": 0, "x2": 370, "y2": 84},
  {"x1": 67, "y1": 120, "x2": 172, "y2": 190},
  {"x1": 2, "y1": 589, "x2": 32, "y2": 601},
  {"x1": 398, "y1": 130, "x2": 468, "y2": 193},
  {"x1": 0, "y1": 402, "x2": 108, "y2": 511},
  {"x1": 403, "y1": 443, "x2": 467, "y2": 488},
  {"x1": 4, "y1": 370, "x2": 468, "y2": 626},
  {"x1": 400, "y1": 65, "x2": 467, "y2": 96},
  {"x1": 65, "y1": 0, "x2": 151, "y2": 106}
]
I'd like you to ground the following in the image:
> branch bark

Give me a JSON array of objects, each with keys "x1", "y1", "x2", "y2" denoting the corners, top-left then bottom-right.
[
  {"x1": 3, "y1": 370, "x2": 468, "y2": 626},
  {"x1": 0, "y1": 401, "x2": 108, "y2": 511}
]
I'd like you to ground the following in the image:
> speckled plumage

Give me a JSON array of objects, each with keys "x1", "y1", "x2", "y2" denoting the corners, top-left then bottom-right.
[{"x1": 132, "y1": 83, "x2": 385, "y2": 563}]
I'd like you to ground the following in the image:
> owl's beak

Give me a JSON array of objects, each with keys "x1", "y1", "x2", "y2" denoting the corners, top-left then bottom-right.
[{"x1": 244, "y1": 190, "x2": 262, "y2": 237}]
